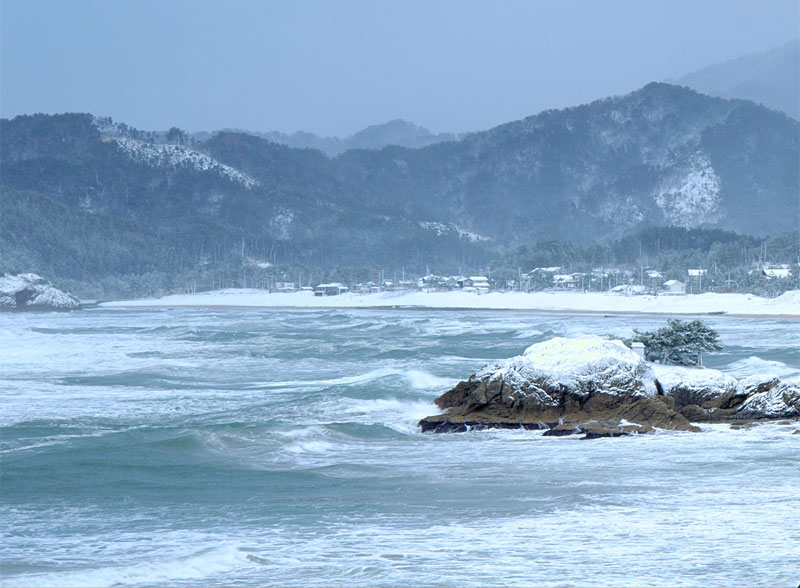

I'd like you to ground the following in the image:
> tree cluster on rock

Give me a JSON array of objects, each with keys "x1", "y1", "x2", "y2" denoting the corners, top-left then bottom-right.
[{"x1": 632, "y1": 319, "x2": 722, "y2": 366}]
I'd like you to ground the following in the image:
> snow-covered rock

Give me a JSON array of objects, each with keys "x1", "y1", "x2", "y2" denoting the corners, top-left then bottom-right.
[
  {"x1": 738, "y1": 384, "x2": 800, "y2": 418},
  {"x1": 422, "y1": 336, "x2": 691, "y2": 436},
  {"x1": 478, "y1": 336, "x2": 647, "y2": 402},
  {"x1": 113, "y1": 137, "x2": 258, "y2": 188},
  {"x1": 650, "y1": 363, "x2": 738, "y2": 406},
  {"x1": 0, "y1": 274, "x2": 81, "y2": 311},
  {"x1": 738, "y1": 373, "x2": 781, "y2": 395},
  {"x1": 420, "y1": 336, "x2": 800, "y2": 437}
]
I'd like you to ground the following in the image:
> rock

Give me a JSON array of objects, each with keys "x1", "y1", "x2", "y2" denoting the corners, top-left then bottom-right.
[
  {"x1": 730, "y1": 423, "x2": 756, "y2": 430},
  {"x1": 739, "y1": 374, "x2": 781, "y2": 395},
  {"x1": 736, "y1": 382, "x2": 800, "y2": 419},
  {"x1": 542, "y1": 419, "x2": 655, "y2": 439},
  {"x1": 651, "y1": 364, "x2": 738, "y2": 408},
  {"x1": 0, "y1": 273, "x2": 81, "y2": 312},
  {"x1": 678, "y1": 404, "x2": 711, "y2": 422},
  {"x1": 420, "y1": 336, "x2": 695, "y2": 437},
  {"x1": 420, "y1": 336, "x2": 800, "y2": 437}
]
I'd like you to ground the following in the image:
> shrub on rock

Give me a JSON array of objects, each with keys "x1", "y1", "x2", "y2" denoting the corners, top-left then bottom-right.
[{"x1": 632, "y1": 319, "x2": 722, "y2": 366}]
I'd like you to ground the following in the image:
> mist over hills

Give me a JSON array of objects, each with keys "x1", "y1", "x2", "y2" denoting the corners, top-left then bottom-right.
[
  {"x1": 670, "y1": 39, "x2": 799, "y2": 120},
  {"x1": 1, "y1": 83, "x2": 798, "y2": 294},
  {"x1": 195, "y1": 119, "x2": 459, "y2": 157}
]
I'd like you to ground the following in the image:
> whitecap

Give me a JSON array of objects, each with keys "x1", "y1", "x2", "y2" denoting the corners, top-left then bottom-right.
[
  {"x1": 1, "y1": 544, "x2": 251, "y2": 588},
  {"x1": 725, "y1": 356, "x2": 800, "y2": 379},
  {"x1": 402, "y1": 370, "x2": 456, "y2": 390}
]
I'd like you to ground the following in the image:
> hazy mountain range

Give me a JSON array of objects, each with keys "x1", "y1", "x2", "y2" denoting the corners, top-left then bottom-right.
[
  {"x1": 194, "y1": 119, "x2": 459, "y2": 158},
  {"x1": 197, "y1": 40, "x2": 798, "y2": 155},
  {"x1": 2, "y1": 82, "x2": 798, "y2": 290},
  {"x1": 670, "y1": 39, "x2": 799, "y2": 120}
]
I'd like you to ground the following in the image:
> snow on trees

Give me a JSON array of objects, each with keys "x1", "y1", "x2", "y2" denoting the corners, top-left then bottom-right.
[{"x1": 632, "y1": 319, "x2": 722, "y2": 366}]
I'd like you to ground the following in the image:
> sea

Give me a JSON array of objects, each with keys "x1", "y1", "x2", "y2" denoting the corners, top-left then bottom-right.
[{"x1": 2, "y1": 307, "x2": 799, "y2": 587}]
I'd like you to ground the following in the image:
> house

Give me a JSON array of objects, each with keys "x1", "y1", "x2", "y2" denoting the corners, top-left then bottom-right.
[
  {"x1": 611, "y1": 284, "x2": 648, "y2": 295},
  {"x1": 455, "y1": 276, "x2": 488, "y2": 290},
  {"x1": 468, "y1": 276, "x2": 490, "y2": 293},
  {"x1": 418, "y1": 274, "x2": 447, "y2": 291},
  {"x1": 552, "y1": 274, "x2": 579, "y2": 289},
  {"x1": 351, "y1": 282, "x2": 373, "y2": 294},
  {"x1": 662, "y1": 279, "x2": 686, "y2": 294},
  {"x1": 762, "y1": 267, "x2": 791, "y2": 279},
  {"x1": 686, "y1": 269, "x2": 707, "y2": 292},
  {"x1": 314, "y1": 283, "x2": 349, "y2": 296}
]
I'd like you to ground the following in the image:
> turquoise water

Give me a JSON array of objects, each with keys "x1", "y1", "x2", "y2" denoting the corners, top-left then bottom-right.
[{"x1": 1, "y1": 308, "x2": 799, "y2": 587}]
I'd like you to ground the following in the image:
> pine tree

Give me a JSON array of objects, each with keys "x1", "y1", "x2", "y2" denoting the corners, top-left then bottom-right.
[{"x1": 632, "y1": 319, "x2": 722, "y2": 366}]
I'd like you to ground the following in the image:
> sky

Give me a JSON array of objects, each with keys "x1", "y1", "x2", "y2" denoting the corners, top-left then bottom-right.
[{"x1": 1, "y1": 0, "x2": 798, "y2": 137}]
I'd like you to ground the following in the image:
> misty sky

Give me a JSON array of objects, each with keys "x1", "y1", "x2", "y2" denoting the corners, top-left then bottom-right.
[{"x1": 1, "y1": 0, "x2": 798, "y2": 137}]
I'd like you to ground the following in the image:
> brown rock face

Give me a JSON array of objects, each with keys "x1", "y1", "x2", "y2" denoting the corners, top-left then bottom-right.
[{"x1": 419, "y1": 373, "x2": 698, "y2": 438}]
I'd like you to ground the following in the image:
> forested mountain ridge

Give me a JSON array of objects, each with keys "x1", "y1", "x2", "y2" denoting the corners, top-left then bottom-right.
[
  {"x1": 1, "y1": 83, "x2": 798, "y2": 294},
  {"x1": 0, "y1": 113, "x2": 491, "y2": 285},
  {"x1": 332, "y1": 82, "x2": 798, "y2": 242}
]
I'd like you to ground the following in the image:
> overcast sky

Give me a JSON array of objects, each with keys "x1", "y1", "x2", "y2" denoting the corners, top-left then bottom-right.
[{"x1": 1, "y1": 0, "x2": 797, "y2": 136}]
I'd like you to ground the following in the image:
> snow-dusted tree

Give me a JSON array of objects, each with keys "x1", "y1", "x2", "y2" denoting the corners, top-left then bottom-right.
[{"x1": 632, "y1": 319, "x2": 722, "y2": 366}]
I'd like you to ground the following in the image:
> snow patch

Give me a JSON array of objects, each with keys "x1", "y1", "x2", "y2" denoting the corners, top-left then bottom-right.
[
  {"x1": 599, "y1": 195, "x2": 645, "y2": 224},
  {"x1": 477, "y1": 336, "x2": 646, "y2": 399},
  {"x1": 655, "y1": 155, "x2": 720, "y2": 227},
  {"x1": 113, "y1": 137, "x2": 258, "y2": 188},
  {"x1": 418, "y1": 221, "x2": 490, "y2": 242},
  {"x1": 270, "y1": 210, "x2": 294, "y2": 240},
  {"x1": 650, "y1": 363, "x2": 737, "y2": 392}
]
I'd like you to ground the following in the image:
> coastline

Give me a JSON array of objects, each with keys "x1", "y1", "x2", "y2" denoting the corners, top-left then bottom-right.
[{"x1": 101, "y1": 289, "x2": 800, "y2": 318}]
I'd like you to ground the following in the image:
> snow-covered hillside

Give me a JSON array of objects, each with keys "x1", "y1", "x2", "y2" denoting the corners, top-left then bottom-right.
[
  {"x1": 113, "y1": 137, "x2": 259, "y2": 188},
  {"x1": 418, "y1": 221, "x2": 491, "y2": 242},
  {"x1": 655, "y1": 154, "x2": 721, "y2": 227}
]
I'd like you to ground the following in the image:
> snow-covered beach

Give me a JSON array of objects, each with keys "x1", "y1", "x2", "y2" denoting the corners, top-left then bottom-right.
[{"x1": 103, "y1": 288, "x2": 800, "y2": 317}]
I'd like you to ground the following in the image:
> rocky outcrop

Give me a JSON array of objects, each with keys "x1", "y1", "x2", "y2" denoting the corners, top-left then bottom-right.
[
  {"x1": 737, "y1": 379, "x2": 800, "y2": 419},
  {"x1": 0, "y1": 273, "x2": 81, "y2": 312},
  {"x1": 420, "y1": 337, "x2": 799, "y2": 438}
]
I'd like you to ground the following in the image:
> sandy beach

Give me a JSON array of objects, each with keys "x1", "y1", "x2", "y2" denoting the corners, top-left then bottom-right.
[{"x1": 101, "y1": 289, "x2": 800, "y2": 318}]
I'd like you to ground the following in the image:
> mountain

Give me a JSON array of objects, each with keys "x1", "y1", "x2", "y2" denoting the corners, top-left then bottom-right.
[
  {"x1": 332, "y1": 82, "x2": 798, "y2": 242},
  {"x1": 0, "y1": 114, "x2": 490, "y2": 288},
  {"x1": 203, "y1": 119, "x2": 458, "y2": 157},
  {"x1": 344, "y1": 119, "x2": 458, "y2": 151},
  {"x1": 1, "y1": 83, "x2": 798, "y2": 293},
  {"x1": 670, "y1": 40, "x2": 799, "y2": 120}
]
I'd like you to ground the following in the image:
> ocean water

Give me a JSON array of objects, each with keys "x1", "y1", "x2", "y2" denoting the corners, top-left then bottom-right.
[{"x1": 1, "y1": 308, "x2": 799, "y2": 587}]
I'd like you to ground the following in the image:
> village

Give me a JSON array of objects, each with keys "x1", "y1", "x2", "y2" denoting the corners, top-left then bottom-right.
[{"x1": 267, "y1": 264, "x2": 795, "y2": 297}]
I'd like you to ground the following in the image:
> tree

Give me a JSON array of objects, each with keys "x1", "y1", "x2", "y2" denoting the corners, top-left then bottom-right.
[
  {"x1": 632, "y1": 319, "x2": 722, "y2": 366},
  {"x1": 166, "y1": 127, "x2": 186, "y2": 145}
]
